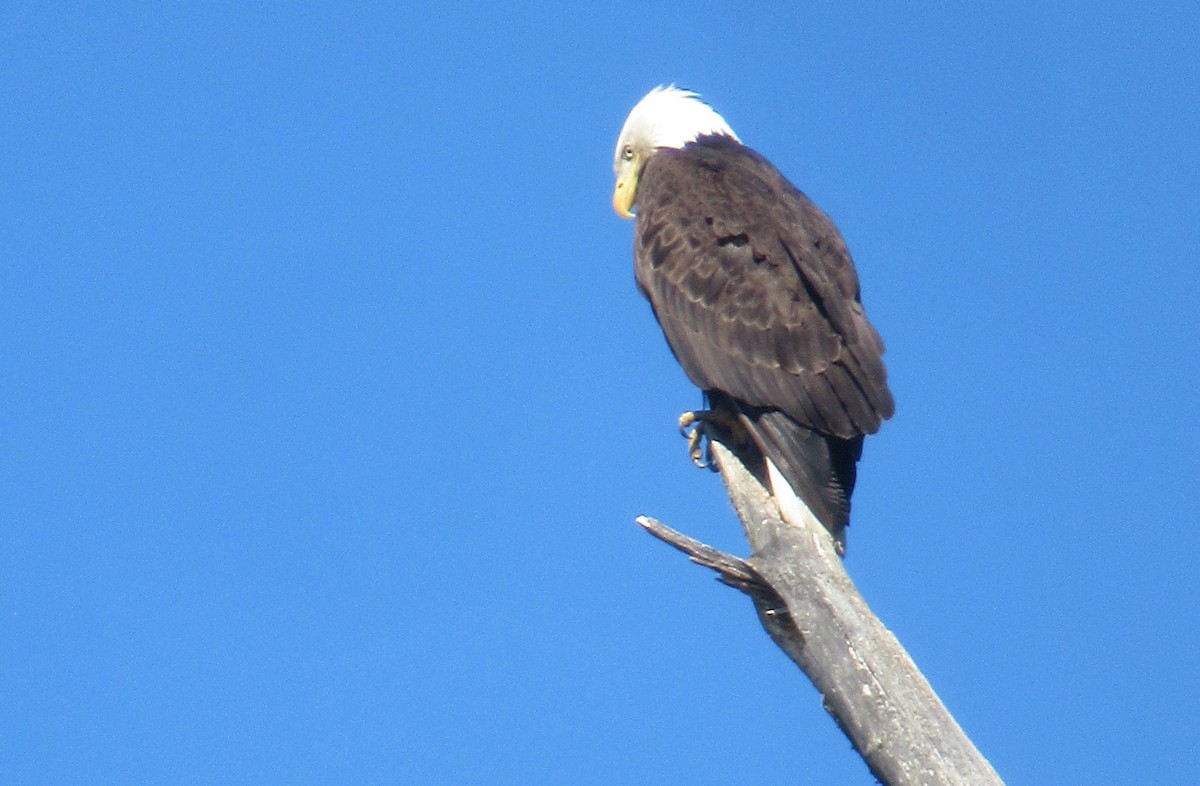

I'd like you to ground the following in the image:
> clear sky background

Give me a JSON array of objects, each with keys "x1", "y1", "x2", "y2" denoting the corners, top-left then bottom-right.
[{"x1": 3, "y1": 3, "x2": 1199, "y2": 784}]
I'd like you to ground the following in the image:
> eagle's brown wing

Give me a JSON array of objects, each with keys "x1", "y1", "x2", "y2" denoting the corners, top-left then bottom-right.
[{"x1": 634, "y1": 137, "x2": 893, "y2": 441}]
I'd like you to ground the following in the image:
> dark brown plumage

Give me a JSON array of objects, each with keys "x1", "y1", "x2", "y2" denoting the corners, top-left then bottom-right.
[{"x1": 633, "y1": 135, "x2": 893, "y2": 544}]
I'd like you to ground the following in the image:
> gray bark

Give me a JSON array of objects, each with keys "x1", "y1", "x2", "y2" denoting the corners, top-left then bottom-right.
[{"x1": 638, "y1": 439, "x2": 1004, "y2": 786}]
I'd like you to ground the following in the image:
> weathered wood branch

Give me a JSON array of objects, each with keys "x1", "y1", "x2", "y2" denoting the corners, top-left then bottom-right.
[{"x1": 638, "y1": 439, "x2": 1003, "y2": 786}]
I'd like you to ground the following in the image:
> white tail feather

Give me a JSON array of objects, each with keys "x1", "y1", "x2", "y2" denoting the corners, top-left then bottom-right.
[{"x1": 765, "y1": 456, "x2": 846, "y2": 554}]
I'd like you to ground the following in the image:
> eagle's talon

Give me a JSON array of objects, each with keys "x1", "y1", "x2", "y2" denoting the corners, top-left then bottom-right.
[
  {"x1": 679, "y1": 410, "x2": 720, "y2": 470},
  {"x1": 688, "y1": 429, "x2": 708, "y2": 469}
]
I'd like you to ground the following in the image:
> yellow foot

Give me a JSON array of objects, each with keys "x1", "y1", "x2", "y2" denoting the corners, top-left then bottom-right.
[
  {"x1": 678, "y1": 409, "x2": 744, "y2": 469},
  {"x1": 678, "y1": 411, "x2": 708, "y2": 468}
]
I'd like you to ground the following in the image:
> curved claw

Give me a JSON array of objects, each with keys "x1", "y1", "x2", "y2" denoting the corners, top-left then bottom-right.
[
  {"x1": 678, "y1": 410, "x2": 714, "y2": 469},
  {"x1": 688, "y1": 430, "x2": 710, "y2": 469}
]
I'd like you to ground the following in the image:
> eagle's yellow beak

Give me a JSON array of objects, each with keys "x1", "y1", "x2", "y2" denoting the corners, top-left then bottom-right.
[{"x1": 612, "y1": 160, "x2": 639, "y2": 219}]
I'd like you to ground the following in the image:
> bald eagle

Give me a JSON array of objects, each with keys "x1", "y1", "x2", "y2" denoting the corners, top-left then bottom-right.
[{"x1": 613, "y1": 86, "x2": 894, "y2": 553}]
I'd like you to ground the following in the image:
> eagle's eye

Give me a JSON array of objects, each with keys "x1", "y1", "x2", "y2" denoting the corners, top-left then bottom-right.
[{"x1": 622, "y1": 146, "x2": 635, "y2": 161}]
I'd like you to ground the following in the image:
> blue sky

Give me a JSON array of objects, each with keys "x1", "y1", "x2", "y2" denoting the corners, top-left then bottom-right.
[{"x1": 3, "y1": 3, "x2": 1199, "y2": 783}]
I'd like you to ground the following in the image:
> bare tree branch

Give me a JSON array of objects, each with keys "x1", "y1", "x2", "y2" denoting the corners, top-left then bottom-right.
[{"x1": 639, "y1": 439, "x2": 1004, "y2": 786}]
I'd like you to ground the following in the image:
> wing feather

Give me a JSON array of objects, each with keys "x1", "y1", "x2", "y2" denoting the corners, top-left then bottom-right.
[{"x1": 634, "y1": 137, "x2": 894, "y2": 439}]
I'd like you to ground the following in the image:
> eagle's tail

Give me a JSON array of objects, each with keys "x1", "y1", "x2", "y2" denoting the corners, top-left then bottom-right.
[{"x1": 708, "y1": 391, "x2": 863, "y2": 554}]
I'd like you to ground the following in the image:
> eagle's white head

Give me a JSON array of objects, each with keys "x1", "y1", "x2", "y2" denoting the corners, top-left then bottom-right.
[{"x1": 612, "y1": 86, "x2": 739, "y2": 218}]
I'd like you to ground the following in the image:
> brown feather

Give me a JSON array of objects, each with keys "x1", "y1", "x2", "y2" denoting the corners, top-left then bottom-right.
[
  {"x1": 635, "y1": 136, "x2": 894, "y2": 440},
  {"x1": 632, "y1": 135, "x2": 894, "y2": 540}
]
